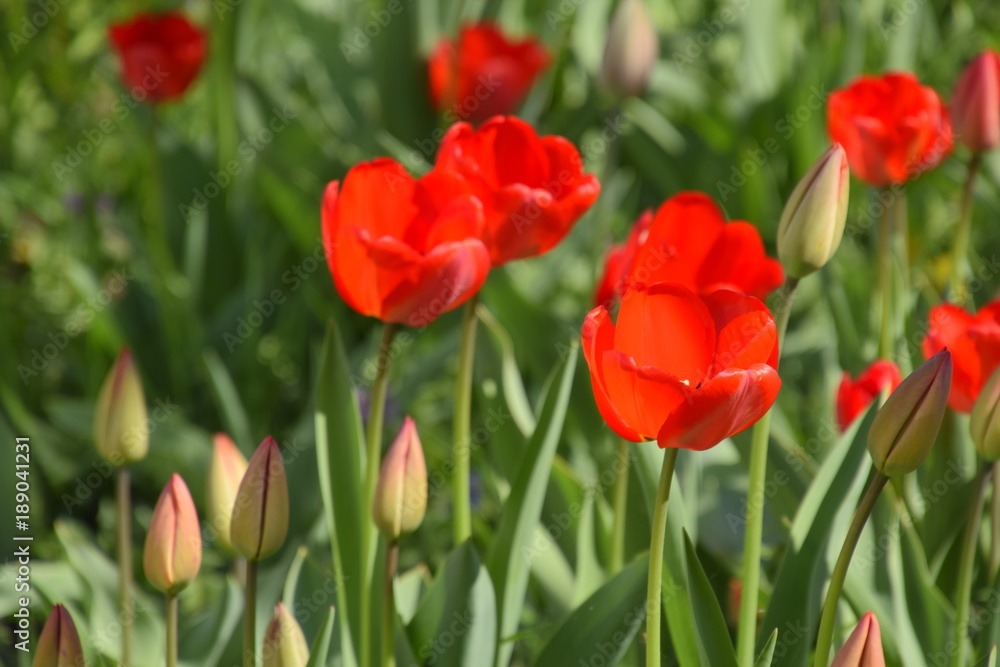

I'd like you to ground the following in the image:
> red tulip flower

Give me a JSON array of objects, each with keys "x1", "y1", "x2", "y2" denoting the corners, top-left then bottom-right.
[
  {"x1": 436, "y1": 116, "x2": 600, "y2": 266},
  {"x1": 952, "y1": 50, "x2": 1000, "y2": 153},
  {"x1": 593, "y1": 192, "x2": 783, "y2": 306},
  {"x1": 827, "y1": 72, "x2": 952, "y2": 186},
  {"x1": 109, "y1": 12, "x2": 207, "y2": 103},
  {"x1": 582, "y1": 283, "x2": 781, "y2": 450},
  {"x1": 922, "y1": 300, "x2": 1000, "y2": 412},
  {"x1": 322, "y1": 158, "x2": 490, "y2": 326},
  {"x1": 836, "y1": 360, "x2": 902, "y2": 430},
  {"x1": 428, "y1": 22, "x2": 550, "y2": 124}
]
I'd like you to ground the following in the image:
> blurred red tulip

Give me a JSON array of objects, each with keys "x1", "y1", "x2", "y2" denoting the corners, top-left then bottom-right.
[
  {"x1": 322, "y1": 158, "x2": 490, "y2": 326},
  {"x1": 952, "y1": 50, "x2": 1000, "y2": 153},
  {"x1": 837, "y1": 360, "x2": 902, "y2": 430},
  {"x1": 582, "y1": 283, "x2": 781, "y2": 450},
  {"x1": 429, "y1": 22, "x2": 550, "y2": 124},
  {"x1": 923, "y1": 301, "x2": 1000, "y2": 412},
  {"x1": 436, "y1": 116, "x2": 600, "y2": 266},
  {"x1": 594, "y1": 192, "x2": 783, "y2": 307},
  {"x1": 827, "y1": 72, "x2": 952, "y2": 186},
  {"x1": 109, "y1": 12, "x2": 206, "y2": 103}
]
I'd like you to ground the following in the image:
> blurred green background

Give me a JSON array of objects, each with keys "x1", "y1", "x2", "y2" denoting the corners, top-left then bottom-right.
[{"x1": 3, "y1": 0, "x2": 1000, "y2": 665}]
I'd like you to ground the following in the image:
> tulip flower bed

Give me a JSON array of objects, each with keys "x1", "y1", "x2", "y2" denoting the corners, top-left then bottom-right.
[{"x1": 6, "y1": 2, "x2": 1000, "y2": 667}]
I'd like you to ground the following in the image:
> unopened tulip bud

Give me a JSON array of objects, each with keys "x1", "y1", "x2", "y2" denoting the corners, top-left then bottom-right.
[
  {"x1": 231, "y1": 436, "x2": 289, "y2": 561},
  {"x1": 952, "y1": 50, "x2": 1000, "y2": 153},
  {"x1": 372, "y1": 417, "x2": 427, "y2": 540},
  {"x1": 207, "y1": 433, "x2": 249, "y2": 551},
  {"x1": 777, "y1": 144, "x2": 849, "y2": 278},
  {"x1": 831, "y1": 612, "x2": 886, "y2": 667},
  {"x1": 143, "y1": 474, "x2": 202, "y2": 594},
  {"x1": 262, "y1": 602, "x2": 310, "y2": 667},
  {"x1": 33, "y1": 604, "x2": 85, "y2": 667},
  {"x1": 868, "y1": 350, "x2": 952, "y2": 476},
  {"x1": 601, "y1": 0, "x2": 658, "y2": 97},
  {"x1": 93, "y1": 348, "x2": 149, "y2": 464},
  {"x1": 971, "y1": 366, "x2": 1000, "y2": 460}
]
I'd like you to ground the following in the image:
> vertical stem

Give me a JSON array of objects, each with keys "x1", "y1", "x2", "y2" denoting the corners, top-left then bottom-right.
[
  {"x1": 361, "y1": 323, "x2": 398, "y2": 667},
  {"x1": 212, "y1": 1, "x2": 239, "y2": 176},
  {"x1": 950, "y1": 154, "x2": 981, "y2": 306},
  {"x1": 244, "y1": 559, "x2": 258, "y2": 667},
  {"x1": 813, "y1": 469, "x2": 889, "y2": 667},
  {"x1": 646, "y1": 447, "x2": 679, "y2": 667},
  {"x1": 735, "y1": 279, "x2": 797, "y2": 667},
  {"x1": 952, "y1": 464, "x2": 992, "y2": 667},
  {"x1": 453, "y1": 295, "x2": 480, "y2": 545},
  {"x1": 991, "y1": 466, "x2": 1000, "y2": 585},
  {"x1": 382, "y1": 540, "x2": 399, "y2": 667},
  {"x1": 116, "y1": 467, "x2": 133, "y2": 667},
  {"x1": 165, "y1": 592, "x2": 178, "y2": 667},
  {"x1": 877, "y1": 190, "x2": 894, "y2": 361},
  {"x1": 609, "y1": 438, "x2": 631, "y2": 575}
]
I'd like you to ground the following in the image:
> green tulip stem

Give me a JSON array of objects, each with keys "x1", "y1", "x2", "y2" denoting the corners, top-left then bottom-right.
[
  {"x1": 609, "y1": 438, "x2": 632, "y2": 575},
  {"x1": 813, "y1": 467, "x2": 889, "y2": 667},
  {"x1": 950, "y1": 153, "x2": 981, "y2": 306},
  {"x1": 646, "y1": 447, "x2": 679, "y2": 667},
  {"x1": 362, "y1": 322, "x2": 398, "y2": 667},
  {"x1": 953, "y1": 463, "x2": 992, "y2": 667},
  {"x1": 877, "y1": 188, "x2": 895, "y2": 360},
  {"x1": 244, "y1": 559, "x2": 258, "y2": 667},
  {"x1": 165, "y1": 592, "x2": 178, "y2": 667},
  {"x1": 382, "y1": 539, "x2": 399, "y2": 667},
  {"x1": 735, "y1": 277, "x2": 797, "y2": 667},
  {"x1": 116, "y1": 467, "x2": 133, "y2": 667},
  {"x1": 453, "y1": 294, "x2": 480, "y2": 545},
  {"x1": 991, "y1": 466, "x2": 1000, "y2": 585}
]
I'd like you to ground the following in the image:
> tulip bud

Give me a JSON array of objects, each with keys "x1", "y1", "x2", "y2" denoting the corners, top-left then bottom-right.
[
  {"x1": 143, "y1": 474, "x2": 202, "y2": 594},
  {"x1": 93, "y1": 348, "x2": 149, "y2": 464},
  {"x1": 261, "y1": 602, "x2": 310, "y2": 667},
  {"x1": 33, "y1": 604, "x2": 85, "y2": 667},
  {"x1": 952, "y1": 50, "x2": 1000, "y2": 153},
  {"x1": 207, "y1": 433, "x2": 249, "y2": 551},
  {"x1": 601, "y1": 0, "x2": 658, "y2": 97},
  {"x1": 831, "y1": 612, "x2": 886, "y2": 667},
  {"x1": 777, "y1": 144, "x2": 850, "y2": 278},
  {"x1": 868, "y1": 350, "x2": 952, "y2": 476},
  {"x1": 230, "y1": 436, "x2": 289, "y2": 561},
  {"x1": 372, "y1": 417, "x2": 427, "y2": 540},
  {"x1": 971, "y1": 366, "x2": 1000, "y2": 460}
]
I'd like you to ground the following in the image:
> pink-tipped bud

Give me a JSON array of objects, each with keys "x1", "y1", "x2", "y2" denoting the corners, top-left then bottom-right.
[
  {"x1": 868, "y1": 350, "x2": 952, "y2": 476},
  {"x1": 952, "y1": 50, "x2": 1000, "y2": 153},
  {"x1": 261, "y1": 602, "x2": 310, "y2": 667},
  {"x1": 207, "y1": 433, "x2": 249, "y2": 552},
  {"x1": 230, "y1": 436, "x2": 289, "y2": 561},
  {"x1": 601, "y1": 0, "x2": 659, "y2": 97},
  {"x1": 93, "y1": 348, "x2": 149, "y2": 464},
  {"x1": 143, "y1": 474, "x2": 202, "y2": 594},
  {"x1": 33, "y1": 604, "x2": 85, "y2": 667},
  {"x1": 831, "y1": 612, "x2": 886, "y2": 667},
  {"x1": 372, "y1": 417, "x2": 427, "y2": 540}
]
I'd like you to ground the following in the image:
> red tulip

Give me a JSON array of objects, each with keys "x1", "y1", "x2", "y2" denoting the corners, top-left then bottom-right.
[
  {"x1": 436, "y1": 116, "x2": 600, "y2": 266},
  {"x1": 827, "y1": 72, "x2": 952, "y2": 186},
  {"x1": 836, "y1": 360, "x2": 902, "y2": 430},
  {"x1": 428, "y1": 22, "x2": 550, "y2": 124},
  {"x1": 922, "y1": 300, "x2": 1000, "y2": 412},
  {"x1": 322, "y1": 158, "x2": 490, "y2": 326},
  {"x1": 109, "y1": 12, "x2": 207, "y2": 103},
  {"x1": 952, "y1": 50, "x2": 1000, "y2": 153},
  {"x1": 593, "y1": 192, "x2": 783, "y2": 307},
  {"x1": 582, "y1": 283, "x2": 781, "y2": 450}
]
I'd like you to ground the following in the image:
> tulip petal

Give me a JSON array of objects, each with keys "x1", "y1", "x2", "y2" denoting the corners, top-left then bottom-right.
[
  {"x1": 631, "y1": 191, "x2": 725, "y2": 288},
  {"x1": 601, "y1": 350, "x2": 688, "y2": 441},
  {"x1": 923, "y1": 303, "x2": 981, "y2": 412},
  {"x1": 582, "y1": 307, "x2": 644, "y2": 441},
  {"x1": 695, "y1": 222, "x2": 785, "y2": 298}
]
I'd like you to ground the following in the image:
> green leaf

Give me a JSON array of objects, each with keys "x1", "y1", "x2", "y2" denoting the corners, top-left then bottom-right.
[
  {"x1": 754, "y1": 629, "x2": 778, "y2": 667},
  {"x1": 988, "y1": 645, "x2": 997, "y2": 667},
  {"x1": 476, "y1": 303, "x2": 536, "y2": 437},
  {"x1": 202, "y1": 348, "x2": 253, "y2": 450},
  {"x1": 683, "y1": 530, "x2": 738, "y2": 667},
  {"x1": 530, "y1": 553, "x2": 649, "y2": 667},
  {"x1": 406, "y1": 541, "x2": 497, "y2": 667},
  {"x1": 488, "y1": 341, "x2": 578, "y2": 667},
  {"x1": 314, "y1": 318, "x2": 366, "y2": 667},
  {"x1": 305, "y1": 606, "x2": 337, "y2": 667}
]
